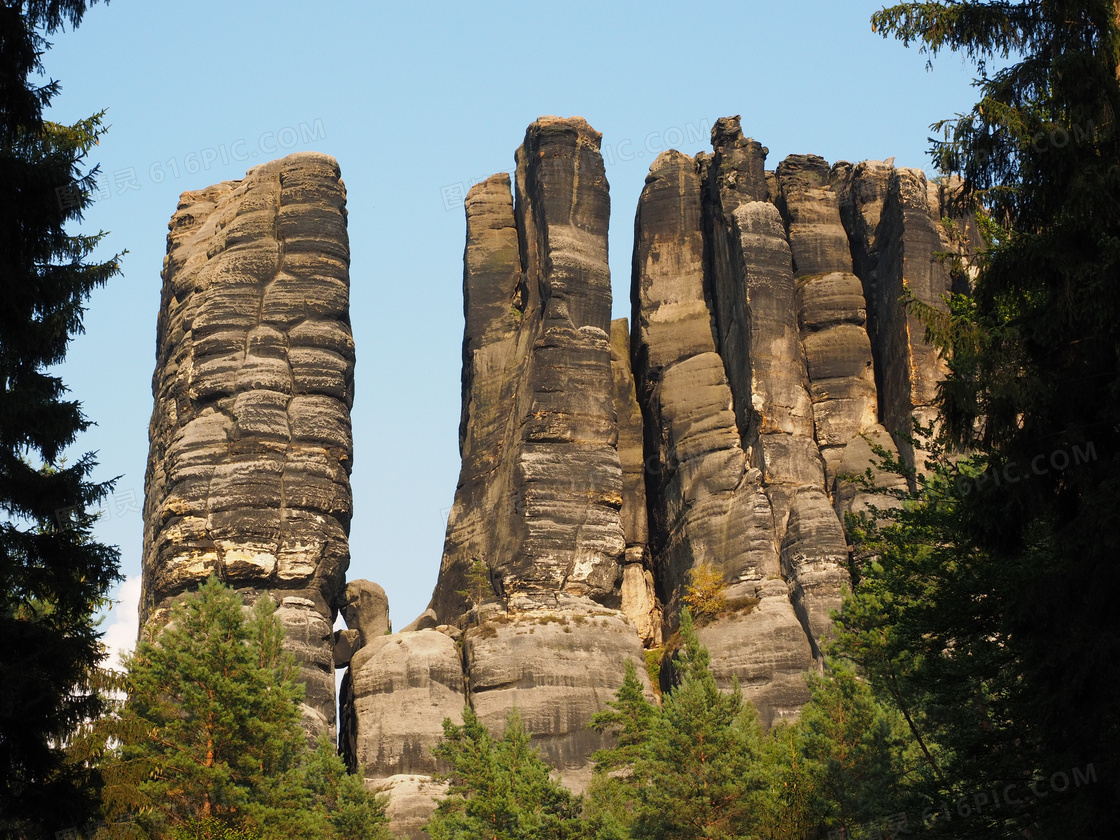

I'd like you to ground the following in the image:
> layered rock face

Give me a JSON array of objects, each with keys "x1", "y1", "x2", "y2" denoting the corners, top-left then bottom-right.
[
  {"x1": 142, "y1": 152, "x2": 352, "y2": 737},
  {"x1": 836, "y1": 161, "x2": 958, "y2": 473},
  {"x1": 336, "y1": 117, "x2": 959, "y2": 838},
  {"x1": 339, "y1": 120, "x2": 651, "y2": 836},
  {"x1": 631, "y1": 148, "x2": 815, "y2": 722},
  {"x1": 141, "y1": 116, "x2": 960, "y2": 840}
]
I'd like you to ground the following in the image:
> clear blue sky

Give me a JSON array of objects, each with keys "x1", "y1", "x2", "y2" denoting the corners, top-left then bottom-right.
[{"x1": 42, "y1": 0, "x2": 979, "y2": 659}]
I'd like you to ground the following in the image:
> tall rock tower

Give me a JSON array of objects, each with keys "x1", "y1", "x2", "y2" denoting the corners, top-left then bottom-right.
[
  {"x1": 339, "y1": 118, "x2": 653, "y2": 837},
  {"x1": 140, "y1": 117, "x2": 967, "y2": 840},
  {"x1": 337, "y1": 116, "x2": 967, "y2": 838},
  {"x1": 141, "y1": 152, "x2": 353, "y2": 738}
]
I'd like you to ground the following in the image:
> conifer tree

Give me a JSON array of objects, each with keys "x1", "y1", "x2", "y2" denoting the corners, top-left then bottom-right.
[
  {"x1": 756, "y1": 722, "x2": 815, "y2": 840},
  {"x1": 0, "y1": 2, "x2": 122, "y2": 836},
  {"x1": 589, "y1": 660, "x2": 658, "y2": 774},
  {"x1": 794, "y1": 660, "x2": 913, "y2": 839},
  {"x1": 629, "y1": 609, "x2": 764, "y2": 840},
  {"x1": 427, "y1": 708, "x2": 588, "y2": 840},
  {"x1": 846, "y1": 4, "x2": 1120, "y2": 835},
  {"x1": 586, "y1": 660, "x2": 658, "y2": 840},
  {"x1": 95, "y1": 577, "x2": 390, "y2": 840}
]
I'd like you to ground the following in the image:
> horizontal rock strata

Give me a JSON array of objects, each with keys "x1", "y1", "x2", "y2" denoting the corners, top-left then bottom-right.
[
  {"x1": 335, "y1": 117, "x2": 961, "y2": 836},
  {"x1": 142, "y1": 152, "x2": 352, "y2": 737},
  {"x1": 142, "y1": 117, "x2": 961, "y2": 840},
  {"x1": 340, "y1": 119, "x2": 652, "y2": 837}
]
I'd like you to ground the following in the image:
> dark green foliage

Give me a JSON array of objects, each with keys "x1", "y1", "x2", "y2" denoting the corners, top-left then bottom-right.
[
  {"x1": 627, "y1": 610, "x2": 765, "y2": 840},
  {"x1": 585, "y1": 660, "x2": 658, "y2": 839},
  {"x1": 838, "y1": 425, "x2": 1113, "y2": 837},
  {"x1": 792, "y1": 660, "x2": 914, "y2": 838},
  {"x1": 583, "y1": 618, "x2": 921, "y2": 840},
  {"x1": 427, "y1": 707, "x2": 588, "y2": 840},
  {"x1": 756, "y1": 723, "x2": 816, "y2": 840},
  {"x1": 861, "y1": 2, "x2": 1120, "y2": 836},
  {"x1": 95, "y1": 577, "x2": 390, "y2": 840},
  {"x1": 0, "y1": 2, "x2": 122, "y2": 837},
  {"x1": 590, "y1": 660, "x2": 658, "y2": 774}
]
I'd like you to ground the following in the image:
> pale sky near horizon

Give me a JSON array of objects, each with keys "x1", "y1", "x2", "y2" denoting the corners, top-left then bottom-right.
[{"x1": 39, "y1": 0, "x2": 981, "y2": 666}]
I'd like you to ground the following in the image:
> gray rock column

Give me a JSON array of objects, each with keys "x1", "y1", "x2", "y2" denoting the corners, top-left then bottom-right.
[
  {"x1": 838, "y1": 162, "x2": 953, "y2": 473},
  {"x1": 776, "y1": 154, "x2": 906, "y2": 517},
  {"x1": 630, "y1": 145, "x2": 814, "y2": 725},
  {"x1": 630, "y1": 150, "x2": 777, "y2": 618},
  {"x1": 356, "y1": 119, "x2": 647, "y2": 810},
  {"x1": 142, "y1": 152, "x2": 353, "y2": 738},
  {"x1": 698, "y1": 119, "x2": 848, "y2": 667}
]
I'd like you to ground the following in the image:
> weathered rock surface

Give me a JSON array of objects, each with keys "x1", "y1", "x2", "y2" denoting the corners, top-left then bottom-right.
[
  {"x1": 343, "y1": 578, "x2": 391, "y2": 645},
  {"x1": 341, "y1": 121, "x2": 651, "y2": 831},
  {"x1": 372, "y1": 776, "x2": 448, "y2": 840},
  {"x1": 776, "y1": 154, "x2": 906, "y2": 516},
  {"x1": 629, "y1": 149, "x2": 798, "y2": 723},
  {"x1": 345, "y1": 628, "x2": 466, "y2": 779},
  {"x1": 837, "y1": 162, "x2": 953, "y2": 472},
  {"x1": 696, "y1": 121, "x2": 850, "y2": 673},
  {"x1": 430, "y1": 117, "x2": 623, "y2": 619},
  {"x1": 464, "y1": 605, "x2": 652, "y2": 793},
  {"x1": 141, "y1": 152, "x2": 352, "y2": 737},
  {"x1": 143, "y1": 116, "x2": 963, "y2": 840}
]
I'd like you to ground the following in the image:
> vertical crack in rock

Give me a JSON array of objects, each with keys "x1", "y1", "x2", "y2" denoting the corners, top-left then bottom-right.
[
  {"x1": 694, "y1": 119, "x2": 848, "y2": 703},
  {"x1": 142, "y1": 152, "x2": 352, "y2": 739},
  {"x1": 837, "y1": 162, "x2": 955, "y2": 476},
  {"x1": 137, "y1": 119, "x2": 967, "y2": 839},
  {"x1": 610, "y1": 319, "x2": 660, "y2": 645}
]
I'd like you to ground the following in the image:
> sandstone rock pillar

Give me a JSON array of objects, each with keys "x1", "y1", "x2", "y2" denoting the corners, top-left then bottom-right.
[
  {"x1": 142, "y1": 152, "x2": 353, "y2": 738},
  {"x1": 838, "y1": 162, "x2": 954, "y2": 473}
]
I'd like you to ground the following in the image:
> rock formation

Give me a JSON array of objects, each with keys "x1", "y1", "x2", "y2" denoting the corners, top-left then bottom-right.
[
  {"x1": 142, "y1": 117, "x2": 965, "y2": 840},
  {"x1": 333, "y1": 117, "x2": 963, "y2": 837},
  {"x1": 630, "y1": 146, "x2": 814, "y2": 723},
  {"x1": 141, "y1": 151, "x2": 352, "y2": 738},
  {"x1": 339, "y1": 119, "x2": 652, "y2": 834}
]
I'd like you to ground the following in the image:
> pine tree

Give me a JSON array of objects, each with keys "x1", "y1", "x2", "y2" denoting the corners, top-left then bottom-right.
[
  {"x1": 95, "y1": 577, "x2": 390, "y2": 840},
  {"x1": 427, "y1": 707, "x2": 588, "y2": 840},
  {"x1": 0, "y1": 2, "x2": 122, "y2": 836},
  {"x1": 629, "y1": 609, "x2": 764, "y2": 840},
  {"x1": 855, "y1": 3, "x2": 1120, "y2": 836},
  {"x1": 794, "y1": 660, "x2": 913, "y2": 839},
  {"x1": 586, "y1": 660, "x2": 658, "y2": 840},
  {"x1": 756, "y1": 722, "x2": 815, "y2": 840},
  {"x1": 838, "y1": 426, "x2": 1107, "y2": 838},
  {"x1": 589, "y1": 659, "x2": 658, "y2": 774}
]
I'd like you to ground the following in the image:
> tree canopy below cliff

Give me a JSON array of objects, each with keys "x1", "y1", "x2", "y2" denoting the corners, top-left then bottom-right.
[{"x1": 835, "y1": 2, "x2": 1120, "y2": 836}]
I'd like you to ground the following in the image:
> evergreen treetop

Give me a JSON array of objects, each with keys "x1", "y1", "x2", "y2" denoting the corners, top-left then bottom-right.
[
  {"x1": 94, "y1": 576, "x2": 390, "y2": 840},
  {"x1": 428, "y1": 707, "x2": 588, "y2": 840},
  {"x1": 1, "y1": 2, "x2": 122, "y2": 836}
]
